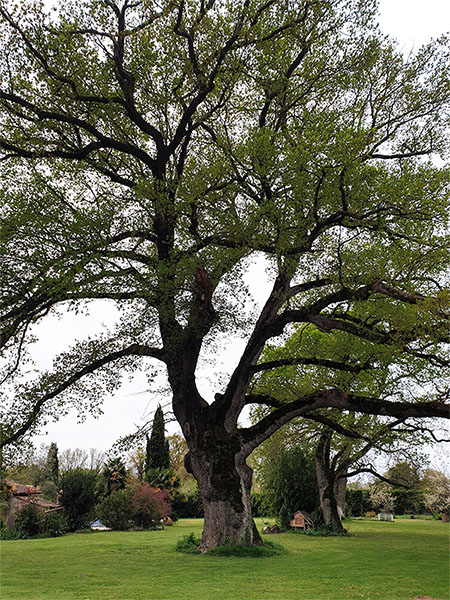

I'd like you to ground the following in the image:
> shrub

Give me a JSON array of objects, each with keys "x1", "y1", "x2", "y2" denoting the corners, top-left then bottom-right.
[
  {"x1": 59, "y1": 469, "x2": 99, "y2": 531},
  {"x1": 393, "y1": 489, "x2": 425, "y2": 514},
  {"x1": 42, "y1": 511, "x2": 68, "y2": 537},
  {"x1": 175, "y1": 532, "x2": 202, "y2": 554},
  {"x1": 0, "y1": 527, "x2": 25, "y2": 540},
  {"x1": 131, "y1": 483, "x2": 170, "y2": 529},
  {"x1": 97, "y1": 489, "x2": 132, "y2": 530},
  {"x1": 15, "y1": 503, "x2": 42, "y2": 537},
  {"x1": 171, "y1": 489, "x2": 204, "y2": 519}
]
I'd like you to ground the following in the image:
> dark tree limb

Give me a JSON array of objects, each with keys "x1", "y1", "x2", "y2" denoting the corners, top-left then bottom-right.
[
  {"x1": 240, "y1": 389, "x2": 449, "y2": 455},
  {"x1": 0, "y1": 343, "x2": 167, "y2": 448}
]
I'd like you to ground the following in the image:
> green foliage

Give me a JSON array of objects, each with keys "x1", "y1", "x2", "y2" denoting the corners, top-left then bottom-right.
[
  {"x1": 175, "y1": 532, "x2": 202, "y2": 554},
  {"x1": 145, "y1": 406, "x2": 170, "y2": 474},
  {"x1": 0, "y1": 527, "x2": 25, "y2": 540},
  {"x1": 59, "y1": 469, "x2": 100, "y2": 531},
  {"x1": 385, "y1": 462, "x2": 422, "y2": 489},
  {"x1": 262, "y1": 445, "x2": 319, "y2": 529},
  {"x1": 167, "y1": 434, "x2": 197, "y2": 495},
  {"x1": 44, "y1": 443, "x2": 59, "y2": 485},
  {"x1": 250, "y1": 493, "x2": 266, "y2": 517},
  {"x1": 144, "y1": 466, "x2": 182, "y2": 503},
  {"x1": 171, "y1": 489, "x2": 204, "y2": 519},
  {"x1": 42, "y1": 511, "x2": 68, "y2": 537},
  {"x1": 96, "y1": 488, "x2": 132, "y2": 530},
  {"x1": 392, "y1": 489, "x2": 425, "y2": 515},
  {"x1": 39, "y1": 479, "x2": 59, "y2": 503},
  {"x1": 14, "y1": 504, "x2": 42, "y2": 537},
  {"x1": 346, "y1": 488, "x2": 371, "y2": 517},
  {"x1": 103, "y1": 457, "x2": 128, "y2": 495}
]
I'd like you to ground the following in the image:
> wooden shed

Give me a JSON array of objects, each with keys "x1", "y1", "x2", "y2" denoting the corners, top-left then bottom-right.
[{"x1": 289, "y1": 510, "x2": 314, "y2": 530}]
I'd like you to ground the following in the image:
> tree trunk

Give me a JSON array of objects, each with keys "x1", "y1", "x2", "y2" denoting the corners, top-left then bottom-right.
[
  {"x1": 184, "y1": 422, "x2": 263, "y2": 550},
  {"x1": 335, "y1": 470, "x2": 347, "y2": 520},
  {"x1": 315, "y1": 433, "x2": 346, "y2": 534}
]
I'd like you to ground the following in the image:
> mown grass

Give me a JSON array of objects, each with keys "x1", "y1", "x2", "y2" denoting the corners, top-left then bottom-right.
[{"x1": 1, "y1": 518, "x2": 448, "y2": 600}]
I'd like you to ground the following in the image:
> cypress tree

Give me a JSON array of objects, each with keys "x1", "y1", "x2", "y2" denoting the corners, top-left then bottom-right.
[
  {"x1": 145, "y1": 405, "x2": 170, "y2": 473},
  {"x1": 45, "y1": 442, "x2": 59, "y2": 484}
]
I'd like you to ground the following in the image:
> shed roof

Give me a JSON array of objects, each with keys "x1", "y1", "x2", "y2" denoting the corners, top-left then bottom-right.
[
  {"x1": 5, "y1": 479, "x2": 41, "y2": 496},
  {"x1": 294, "y1": 510, "x2": 313, "y2": 520}
]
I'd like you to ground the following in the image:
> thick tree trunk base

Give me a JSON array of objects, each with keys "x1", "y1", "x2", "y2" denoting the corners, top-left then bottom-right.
[
  {"x1": 185, "y1": 438, "x2": 263, "y2": 549},
  {"x1": 200, "y1": 500, "x2": 263, "y2": 550}
]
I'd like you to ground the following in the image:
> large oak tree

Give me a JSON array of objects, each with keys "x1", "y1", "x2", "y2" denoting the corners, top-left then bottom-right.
[{"x1": 1, "y1": 0, "x2": 449, "y2": 548}]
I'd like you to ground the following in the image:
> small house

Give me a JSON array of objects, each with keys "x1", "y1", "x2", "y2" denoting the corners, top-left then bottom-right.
[{"x1": 289, "y1": 510, "x2": 314, "y2": 530}]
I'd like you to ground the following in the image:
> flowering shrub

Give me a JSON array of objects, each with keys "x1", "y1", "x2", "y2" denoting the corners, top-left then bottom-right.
[
  {"x1": 369, "y1": 481, "x2": 396, "y2": 513},
  {"x1": 131, "y1": 484, "x2": 170, "y2": 529},
  {"x1": 422, "y1": 470, "x2": 450, "y2": 517}
]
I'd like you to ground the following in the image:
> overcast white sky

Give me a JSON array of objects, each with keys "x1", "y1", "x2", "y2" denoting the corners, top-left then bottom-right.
[{"x1": 28, "y1": 0, "x2": 450, "y2": 461}]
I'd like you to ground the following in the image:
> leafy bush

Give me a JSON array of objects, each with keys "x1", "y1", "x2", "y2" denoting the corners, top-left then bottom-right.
[
  {"x1": 15, "y1": 503, "x2": 43, "y2": 537},
  {"x1": 97, "y1": 489, "x2": 132, "y2": 530},
  {"x1": 59, "y1": 469, "x2": 100, "y2": 531},
  {"x1": 175, "y1": 532, "x2": 202, "y2": 554},
  {"x1": 171, "y1": 489, "x2": 204, "y2": 519},
  {"x1": 0, "y1": 527, "x2": 25, "y2": 540},
  {"x1": 3, "y1": 506, "x2": 68, "y2": 539},
  {"x1": 131, "y1": 483, "x2": 170, "y2": 529},
  {"x1": 42, "y1": 511, "x2": 68, "y2": 537}
]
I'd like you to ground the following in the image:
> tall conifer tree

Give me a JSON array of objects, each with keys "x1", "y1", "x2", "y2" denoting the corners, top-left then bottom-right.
[
  {"x1": 45, "y1": 442, "x2": 59, "y2": 485},
  {"x1": 145, "y1": 406, "x2": 170, "y2": 474}
]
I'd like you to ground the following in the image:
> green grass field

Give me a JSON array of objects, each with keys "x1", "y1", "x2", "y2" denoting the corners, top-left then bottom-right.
[{"x1": 1, "y1": 518, "x2": 448, "y2": 600}]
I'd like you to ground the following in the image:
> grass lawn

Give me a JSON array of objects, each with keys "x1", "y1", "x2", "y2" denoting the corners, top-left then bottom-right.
[{"x1": 1, "y1": 518, "x2": 448, "y2": 600}]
